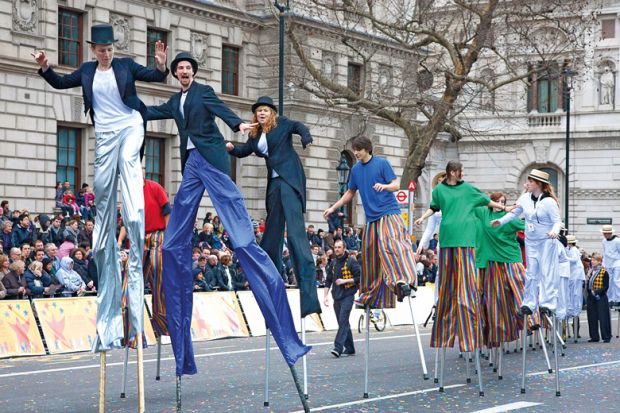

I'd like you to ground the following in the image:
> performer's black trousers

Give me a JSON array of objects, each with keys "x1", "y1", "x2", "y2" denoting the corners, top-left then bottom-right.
[
  {"x1": 586, "y1": 293, "x2": 611, "y2": 341},
  {"x1": 333, "y1": 294, "x2": 355, "y2": 354}
]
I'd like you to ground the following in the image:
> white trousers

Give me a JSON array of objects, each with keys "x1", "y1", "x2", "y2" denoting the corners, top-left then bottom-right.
[
  {"x1": 91, "y1": 124, "x2": 145, "y2": 352},
  {"x1": 556, "y1": 277, "x2": 569, "y2": 320},
  {"x1": 607, "y1": 266, "x2": 620, "y2": 302},
  {"x1": 524, "y1": 238, "x2": 560, "y2": 313},
  {"x1": 567, "y1": 279, "x2": 584, "y2": 318}
]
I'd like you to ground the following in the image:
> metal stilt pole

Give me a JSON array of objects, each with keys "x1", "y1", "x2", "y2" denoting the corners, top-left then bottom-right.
[
  {"x1": 573, "y1": 316, "x2": 578, "y2": 343},
  {"x1": 364, "y1": 306, "x2": 370, "y2": 398},
  {"x1": 301, "y1": 317, "x2": 308, "y2": 399},
  {"x1": 433, "y1": 348, "x2": 439, "y2": 383},
  {"x1": 264, "y1": 329, "x2": 270, "y2": 407},
  {"x1": 156, "y1": 336, "x2": 162, "y2": 381},
  {"x1": 545, "y1": 314, "x2": 566, "y2": 352},
  {"x1": 520, "y1": 315, "x2": 527, "y2": 394},
  {"x1": 498, "y1": 347, "x2": 503, "y2": 380},
  {"x1": 176, "y1": 376, "x2": 181, "y2": 413},
  {"x1": 290, "y1": 365, "x2": 310, "y2": 412},
  {"x1": 538, "y1": 329, "x2": 553, "y2": 374},
  {"x1": 407, "y1": 295, "x2": 429, "y2": 379},
  {"x1": 120, "y1": 345, "x2": 129, "y2": 398},
  {"x1": 439, "y1": 347, "x2": 446, "y2": 392},
  {"x1": 137, "y1": 334, "x2": 145, "y2": 413},
  {"x1": 475, "y1": 349, "x2": 484, "y2": 397},
  {"x1": 552, "y1": 313, "x2": 561, "y2": 397},
  {"x1": 491, "y1": 348, "x2": 496, "y2": 371},
  {"x1": 99, "y1": 352, "x2": 106, "y2": 413},
  {"x1": 465, "y1": 351, "x2": 471, "y2": 383},
  {"x1": 616, "y1": 309, "x2": 619, "y2": 338}
]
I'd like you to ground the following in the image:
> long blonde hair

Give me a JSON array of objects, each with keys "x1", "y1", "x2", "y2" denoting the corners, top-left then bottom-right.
[{"x1": 249, "y1": 106, "x2": 277, "y2": 138}]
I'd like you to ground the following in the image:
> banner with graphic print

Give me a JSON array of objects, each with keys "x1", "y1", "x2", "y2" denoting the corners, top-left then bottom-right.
[{"x1": 0, "y1": 300, "x2": 45, "y2": 358}]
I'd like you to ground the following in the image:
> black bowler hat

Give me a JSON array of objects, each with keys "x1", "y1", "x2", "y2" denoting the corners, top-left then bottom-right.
[
  {"x1": 251, "y1": 96, "x2": 277, "y2": 113},
  {"x1": 86, "y1": 24, "x2": 117, "y2": 45},
  {"x1": 170, "y1": 52, "x2": 198, "y2": 79}
]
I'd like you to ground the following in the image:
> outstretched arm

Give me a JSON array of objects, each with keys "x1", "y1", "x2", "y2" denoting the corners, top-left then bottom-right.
[{"x1": 323, "y1": 189, "x2": 356, "y2": 221}]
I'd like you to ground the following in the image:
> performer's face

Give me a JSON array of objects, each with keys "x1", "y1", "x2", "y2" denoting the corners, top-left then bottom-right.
[
  {"x1": 91, "y1": 44, "x2": 114, "y2": 68},
  {"x1": 604, "y1": 232, "x2": 613, "y2": 240},
  {"x1": 526, "y1": 178, "x2": 541, "y2": 193},
  {"x1": 255, "y1": 107, "x2": 273, "y2": 126},
  {"x1": 175, "y1": 61, "x2": 194, "y2": 89},
  {"x1": 353, "y1": 148, "x2": 371, "y2": 162}
]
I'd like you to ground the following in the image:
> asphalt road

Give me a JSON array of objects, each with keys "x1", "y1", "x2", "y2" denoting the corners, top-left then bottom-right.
[{"x1": 1, "y1": 312, "x2": 620, "y2": 413}]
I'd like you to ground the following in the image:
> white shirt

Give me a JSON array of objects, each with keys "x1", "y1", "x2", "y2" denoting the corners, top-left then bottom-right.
[
  {"x1": 566, "y1": 246, "x2": 585, "y2": 281},
  {"x1": 224, "y1": 267, "x2": 232, "y2": 290},
  {"x1": 499, "y1": 192, "x2": 561, "y2": 242},
  {"x1": 180, "y1": 91, "x2": 195, "y2": 150},
  {"x1": 92, "y1": 68, "x2": 142, "y2": 132},
  {"x1": 419, "y1": 212, "x2": 442, "y2": 249},
  {"x1": 602, "y1": 235, "x2": 620, "y2": 269},
  {"x1": 257, "y1": 132, "x2": 279, "y2": 178}
]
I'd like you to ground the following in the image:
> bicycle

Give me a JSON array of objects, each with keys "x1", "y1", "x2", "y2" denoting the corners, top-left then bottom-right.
[{"x1": 358, "y1": 308, "x2": 387, "y2": 333}]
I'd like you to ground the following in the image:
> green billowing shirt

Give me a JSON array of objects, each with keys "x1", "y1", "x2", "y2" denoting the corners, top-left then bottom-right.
[
  {"x1": 429, "y1": 181, "x2": 490, "y2": 248},
  {"x1": 474, "y1": 208, "x2": 525, "y2": 269}
]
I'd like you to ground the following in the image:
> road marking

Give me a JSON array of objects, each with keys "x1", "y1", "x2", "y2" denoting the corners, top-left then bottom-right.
[
  {"x1": 468, "y1": 401, "x2": 542, "y2": 413},
  {"x1": 289, "y1": 384, "x2": 465, "y2": 413},
  {"x1": 0, "y1": 332, "x2": 430, "y2": 378},
  {"x1": 528, "y1": 359, "x2": 620, "y2": 376}
]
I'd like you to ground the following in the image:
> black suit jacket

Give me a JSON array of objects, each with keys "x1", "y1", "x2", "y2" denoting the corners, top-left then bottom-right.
[
  {"x1": 146, "y1": 81, "x2": 242, "y2": 175},
  {"x1": 229, "y1": 116, "x2": 312, "y2": 212}
]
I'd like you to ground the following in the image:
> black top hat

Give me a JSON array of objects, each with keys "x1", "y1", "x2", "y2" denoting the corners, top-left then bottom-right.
[
  {"x1": 251, "y1": 96, "x2": 278, "y2": 113},
  {"x1": 170, "y1": 52, "x2": 198, "y2": 79},
  {"x1": 86, "y1": 24, "x2": 117, "y2": 45}
]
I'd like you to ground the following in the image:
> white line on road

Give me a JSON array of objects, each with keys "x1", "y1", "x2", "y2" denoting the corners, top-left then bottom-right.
[
  {"x1": 0, "y1": 332, "x2": 429, "y2": 378},
  {"x1": 467, "y1": 401, "x2": 542, "y2": 413},
  {"x1": 527, "y1": 359, "x2": 620, "y2": 376},
  {"x1": 289, "y1": 384, "x2": 466, "y2": 413}
]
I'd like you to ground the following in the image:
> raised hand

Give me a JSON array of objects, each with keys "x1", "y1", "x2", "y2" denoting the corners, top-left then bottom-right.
[
  {"x1": 239, "y1": 122, "x2": 258, "y2": 134},
  {"x1": 154, "y1": 40, "x2": 168, "y2": 70},
  {"x1": 32, "y1": 50, "x2": 49, "y2": 71}
]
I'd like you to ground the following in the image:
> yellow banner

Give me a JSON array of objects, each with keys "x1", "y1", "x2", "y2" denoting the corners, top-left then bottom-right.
[
  {"x1": 190, "y1": 292, "x2": 249, "y2": 341},
  {"x1": 0, "y1": 300, "x2": 45, "y2": 358}
]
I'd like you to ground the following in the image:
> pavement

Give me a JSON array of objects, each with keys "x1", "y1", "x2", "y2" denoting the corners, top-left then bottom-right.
[{"x1": 1, "y1": 312, "x2": 620, "y2": 413}]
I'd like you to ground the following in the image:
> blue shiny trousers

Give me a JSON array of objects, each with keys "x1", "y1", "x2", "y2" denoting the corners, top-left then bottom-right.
[{"x1": 163, "y1": 150, "x2": 310, "y2": 376}]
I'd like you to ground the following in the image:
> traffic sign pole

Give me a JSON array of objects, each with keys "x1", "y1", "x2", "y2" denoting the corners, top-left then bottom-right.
[{"x1": 407, "y1": 181, "x2": 416, "y2": 237}]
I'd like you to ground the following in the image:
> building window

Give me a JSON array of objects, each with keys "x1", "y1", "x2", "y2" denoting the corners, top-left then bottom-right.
[
  {"x1": 347, "y1": 63, "x2": 362, "y2": 94},
  {"x1": 222, "y1": 46, "x2": 240, "y2": 95},
  {"x1": 602, "y1": 19, "x2": 615, "y2": 39},
  {"x1": 527, "y1": 62, "x2": 564, "y2": 113},
  {"x1": 147, "y1": 29, "x2": 167, "y2": 68},
  {"x1": 145, "y1": 137, "x2": 165, "y2": 184},
  {"x1": 57, "y1": 127, "x2": 81, "y2": 192},
  {"x1": 58, "y1": 9, "x2": 83, "y2": 67}
]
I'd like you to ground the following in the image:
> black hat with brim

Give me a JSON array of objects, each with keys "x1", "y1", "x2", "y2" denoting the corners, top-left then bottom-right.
[
  {"x1": 251, "y1": 96, "x2": 278, "y2": 113},
  {"x1": 86, "y1": 24, "x2": 118, "y2": 45},
  {"x1": 171, "y1": 52, "x2": 198, "y2": 79}
]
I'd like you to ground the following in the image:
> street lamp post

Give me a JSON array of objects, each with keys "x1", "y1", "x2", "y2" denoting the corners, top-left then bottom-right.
[
  {"x1": 563, "y1": 68, "x2": 575, "y2": 231},
  {"x1": 336, "y1": 152, "x2": 351, "y2": 198},
  {"x1": 274, "y1": 0, "x2": 290, "y2": 116}
]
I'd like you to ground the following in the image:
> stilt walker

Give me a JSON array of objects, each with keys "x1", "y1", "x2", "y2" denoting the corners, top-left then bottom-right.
[
  {"x1": 602, "y1": 225, "x2": 620, "y2": 309},
  {"x1": 492, "y1": 169, "x2": 563, "y2": 396},
  {"x1": 324, "y1": 135, "x2": 423, "y2": 396},
  {"x1": 34, "y1": 24, "x2": 170, "y2": 413},
  {"x1": 416, "y1": 161, "x2": 506, "y2": 395},
  {"x1": 146, "y1": 53, "x2": 310, "y2": 411},
  {"x1": 228, "y1": 95, "x2": 322, "y2": 400}
]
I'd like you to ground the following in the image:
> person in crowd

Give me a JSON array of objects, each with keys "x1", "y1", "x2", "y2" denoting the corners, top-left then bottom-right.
[
  {"x1": 416, "y1": 254, "x2": 427, "y2": 286},
  {"x1": 601, "y1": 225, "x2": 620, "y2": 308},
  {"x1": 25, "y1": 260, "x2": 55, "y2": 298},
  {"x1": 36, "y1": 214, "x2": 52, "y2": 243},
  {"x1": 0, "y1": 254, "x2": 10, "y2": 299},
  {"x1": 327, "y1": 210, "x2": 347, "y2": 234},
  {"x1": 307, "y1": 225, "x2": 321, "y2": 247},
  {"x1": 324, "y1": 136, "x2": 416, "y2": 308},
  {"x1": 42, "y1": 257, "x2": 63, "y2": 292},
  {"x1": 324, "y1": 239, "x2": 360, "y2": 357},
  {"x1": 316, "y1": 255, "x2": 328, "y2": 287},
  {"x1": 11, "y1": 214, "x2": 33, "y2": 248},
  {"x1": 193, "y1": 268, "x2": 210, "y2": 291},
  {"x1": 212, "y1": 215, "x2": 224, "y2": 237},
  {"x1": 20, "y1": 243, "x2": 33, "y2": 267},
  {"x1": 70, "y1": 248, "x2": 96, "y2": 292},
  {"x1": 343, "y1": 227, "x2": 358, "y2": 252},
  {"x1": 58, "y1": 235, "x2": 76, "y2": 259},
  {"x1": 424, "y1": 253, "x2": 438, "y2": 283},
  {"x1": 429, "y1": 233, "x2": 439, "y2": 252},
  {"x1": 56, "y1": 256, "x2": 87, "y2": 296},
  {"x1": 62, "y1": 189, "x2": 81, "y2": 217},
  {"x1": 48, "y1": 215, "x2": 64, "y2": 246},
  {"x1": 32, "y1": 248, "x2": 45, "y2": 264},
  {"x1": 216, "y1": 252, "x2": 237, "y2": 291},
  {"x1": 197, "y1": 223, "x2": 222, "y2": 250},
  {"x1": 3, "y1": 260, "x2": 28, "y2": 299},
  {"x1": 586, "y1": 252, "x2": 611, "y2": 342},
  {"x1": 0, "y1": 200, "x2": 10, "y2": 223},
  {"x1": 78, "y1": 220, "x2": 94, "y2": 248},
  {"x1": 281, "y1": 247, "x2": 296, "y2": 286},
  {"x1": 226, "y1": 94, "x2": 322, "y2": 316},
  {"x1": 202, "y1": 212, "x2": 213, "y2": 227},
  {"x1": 232, "y1": 263, "x2": 248, "y2": 291},
  {"x1": 63, "y1": 219, "x2": 79, "y2": 245},
  {"x1": 54, "y1": 182, "x2": 64, "y2": 211},
  {"x1": 44, "y1": 243, "x2": 61, "y2": 274},
  {"x1": 8, "y1": 247, "x2": 21, "y2": 264},
  {"x1": 35, "y1": 23, "x2": 169, "y2": 351},
  {"x1": 2, "y1": 220, "x2": 12, "y2": 252}
]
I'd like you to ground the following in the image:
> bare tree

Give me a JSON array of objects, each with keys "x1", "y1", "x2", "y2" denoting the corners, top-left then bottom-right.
[{"x1": 285, "y1": 0, "x2": 601, "y2": 185}]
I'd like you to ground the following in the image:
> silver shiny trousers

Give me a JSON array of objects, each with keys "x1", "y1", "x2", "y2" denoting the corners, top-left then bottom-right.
[{"x1": 91, "y1": 124, "x2": 145, "y2": 352}]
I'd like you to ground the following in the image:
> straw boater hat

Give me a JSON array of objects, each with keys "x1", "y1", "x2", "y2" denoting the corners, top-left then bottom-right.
[
  {"x1": 601, "y1": 224, "x2": 615, "y2": 234},
  {"x1": 527, "y1": 169, "x2": 550, "y2": 185},
  {"x1": 566, "y1": 235, "x2": 577, "y2": 244}
]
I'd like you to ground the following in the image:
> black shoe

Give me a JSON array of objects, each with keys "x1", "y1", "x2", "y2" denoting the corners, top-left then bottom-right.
[
  {"x1": 520, "y1": 305, "x2": 533, "y2": 315},
  {"x1": 396, "y1": 283, "x2": 411, "y2": 302},
  {"x1": 603, "y1": 339, "x2": 611, "y2": 343},
  {"x1": 342, "y1": 349, "x2": 356, "y2": 356},
  {"x1": 540, "y1": 306, "x2": 554, "y2": 316},
  {"x1": 587, "y1": 339, "x2": 599, "y2": 343},
  {"x1": 330, "y1": 349, "x2": 341, "y2": 358}
]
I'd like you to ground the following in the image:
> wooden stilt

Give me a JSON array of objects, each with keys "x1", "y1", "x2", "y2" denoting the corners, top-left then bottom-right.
[
  {"x1": 137, "y1": 335, "x2": 145, "y2": 413},
  {"x1": 99, "y1": 351, "x2": 107, "y2": 413}
]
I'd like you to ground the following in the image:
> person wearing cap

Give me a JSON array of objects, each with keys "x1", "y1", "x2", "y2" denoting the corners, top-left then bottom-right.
[
  {"x1": 226, "y1": 95, "x2": 321, "y2": 317},
  {"x1": 492, "y1": 168, "x2": 562, "y2": 316},
  {"x1": 33, "y1": 24, "x2": 169, "y2": 352},
  {"x1": 145, "y1": 52, "x2": 310, "y2": 377},
  {"x1": 601, "y1": 224, "x2": 620, "y2": 307}
]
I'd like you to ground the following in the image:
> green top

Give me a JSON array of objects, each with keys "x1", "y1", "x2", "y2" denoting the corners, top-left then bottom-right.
[
  {"x1": 474, "y1": 208, "x2": 525, "y2": 268},
  {"x1": 429, "y1": 181, "x2": 490, "y2": 248}
]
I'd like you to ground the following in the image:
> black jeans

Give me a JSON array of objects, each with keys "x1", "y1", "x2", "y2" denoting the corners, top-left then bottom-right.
[
  {"x1": 333, "y1": 294, "x2": 355, "y2": 353},
  {"x1": 587, "y1": 293, "x2": 611, "y2": 341}
]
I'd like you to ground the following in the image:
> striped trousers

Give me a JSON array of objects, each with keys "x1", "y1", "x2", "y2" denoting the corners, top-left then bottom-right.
[
  {"x1": 358, "y1": 214, "x2": 415, "y2": 309},
  {"x1": 431, "y1": 247, "x2": 482, "y2": 352},
  {"x1": 144, "y1": 230, "x2": 168, "y2": 336}
]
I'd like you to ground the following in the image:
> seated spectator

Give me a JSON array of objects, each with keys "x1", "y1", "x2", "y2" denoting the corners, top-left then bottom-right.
[
  {"x1": 316, "y1": 255, "x2": 328, "y2": 287},
  {"x1": 192, "y1": 254, "x2": 208, "y2": 271},
  {"x1": 2, "y1": 220, "x2": 13, "y2": 252},
  {"x1": 193, "y1": 268, "x2": 211, "y2": 291},
  {"x1": 20, "y1": 243, "x2": 33, "y2": 267},
  {"x1": 3, "y1": 260, "x2": 28, "y2": 299},
  {"x1": 48, "y1": 215, "x2": 64, "y2": 246},
  {"x1": 62, "y1": 190, "x2": 80, "y2": 217},
  {"x1": 44, "y1": 243, "x2": 61, "y2": 274},
  {"x1": 11, "y1": 214, "x2": 33, "y2": 248},
  {"x1": 78, "y1": 220, "x2": 94, "y2": 248},
  {"x1": 232, "y1": 263, "x2": 248, "y2": 291},
  {"x1": 70, "y1": 248, "x2": 96, "y2": 292},
  {"x1": 42, "y1": 257, "x2": 63, "y2": 293},
  {"x1": 56, "y1": 256, "x2": 86, "y2": 296},
  {"x1": 281, "y1": 248, "x2": 296, "y2": 286},
  {"x1": 197, "y1": 223, "x2": 223, "y2": 250},
  {"x1": 349, "y1": 249, "x2": 359, "y2": 260},
  {"x1": 425, "y1": 253, "x2": 438, "y2": 283},
  {"x1": 58, "y1": 234, "x2": 76, "y2": 259},
  {"x1": 201, "y1": 247, "x2": 211, "y2": 258},
  {"x1": 25, "y1": 261, "x2": 55, "y2": 298},
  {"x1": 191, "y1": 247, "x2": 201, "y2": 263},
  {"x1": 217, "y1": 253, "x2": 237, "y2": 291},
  {"x1": 428, "y1": 233, "x2": 439, "y2": 252},
  {"x1": 416, "y1": 254, "x2": 427, "y2": 286},
  {"x1": 212, "y1": 215, "x2": 225, "y2": 237},
  {"x1": 0, "y1": 254, "x2": 9, "y2": 299},
  {"x1": 83, "y1": 186, "x2": 96, "y2": 218},
  {"x1": 54, "y1": 182, "x2": 64, "y2": 211},
  {"x1": 343, "y1": 227, "x2": 358, "y2": 251},
  {"x1": 32, "y1": 248, "x2": 45, "y2": 264},
  {"x1": 8, "y1": 247, "x2": 21, "y2": 263},
  {"x1": 63, "y1": 219, "x2": 79, "y2": 245},
  {"x1": 0, "y1": 200, "x2": 10, "y2": 223}
]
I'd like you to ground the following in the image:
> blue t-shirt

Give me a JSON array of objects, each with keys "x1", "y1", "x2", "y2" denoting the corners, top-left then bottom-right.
[{"x1": 348, "y1": 156, "x2": 401, "y2": 222}]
